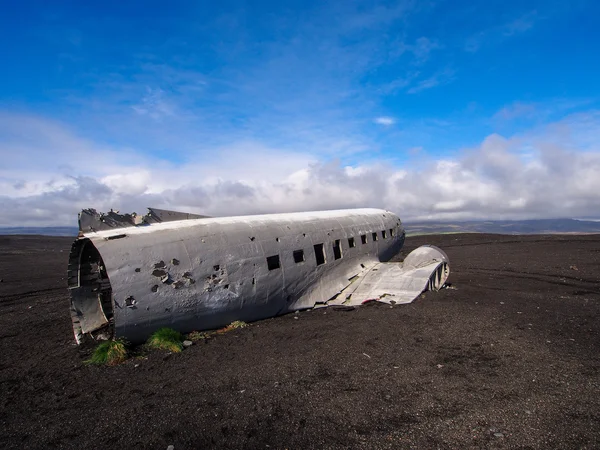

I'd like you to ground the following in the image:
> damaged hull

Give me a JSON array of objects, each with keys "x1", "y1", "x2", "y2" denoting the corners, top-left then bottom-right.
[{"x1": 68, "y1": 208, "x2": 449, "y2": 344}]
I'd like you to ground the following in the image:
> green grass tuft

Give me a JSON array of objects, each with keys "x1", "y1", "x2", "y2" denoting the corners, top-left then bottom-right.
[
  {"x1": 147, "y1": 327, "x2": 184, "y2": 353},
  {"x1": 86, "y1": 339, "x2": 128, "y2": 366},
  {"x1": 216, "y1": 320, "x2": 249, "y2": 334},
  {"x1": 188, "y1": 321, "x2": 249, "y2": 340},
  {"x1": 227, "y1": 320, "x2": 248, "y2": 330},
  {"x1": 187, "y1": 330, "x2": 212, "y2": 341}
]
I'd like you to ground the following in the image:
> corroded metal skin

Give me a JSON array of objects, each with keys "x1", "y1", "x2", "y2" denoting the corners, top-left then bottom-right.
[{"x1": 68, "y1": 208, "x2": 449, "y2": 344}]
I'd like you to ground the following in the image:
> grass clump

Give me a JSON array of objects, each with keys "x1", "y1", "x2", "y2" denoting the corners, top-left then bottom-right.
[
  {"x1": 226, "y1": 320, "x2": 248, "y2": 330},
  {"x1": 188, "y1": 321, "x2": 249, "y2": 340},
  {"x1": 216, "y1": 320, "x2": 249, "y2": 334},
  {"x1": 86, "y1": 339, "x2": 128, "y2": 366},
  {"x1": 187, "y1": 330, "x2": 212, "y2": 341},
  {"x1": 146, "y1": 327, "x2": 184, "y2": 353}
]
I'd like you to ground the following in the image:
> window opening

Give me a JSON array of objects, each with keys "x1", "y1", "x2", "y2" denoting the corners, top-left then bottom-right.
[
  {"x1": 266, "y1": 255, "x2": 280, "y2": 271},
  {"x1": 372, "y1": 232, "x2": 378, "y2": 241},
  {"x1": 314, "y1": 244, "x2": 326, "y2": 266},
  {"x1": 348, "y1": 237, "x2": 356, "y2": 248},
  {"x1": 361, "y1": 234, "x2": 367, "y2": 244},
  {"x1": 390, "y1": 228, "x2": 395, "y2": 237},
  {"x1": 293, "y1": 249, "x2": 305, "y2": 263},
  {"x1": 382, "y1": 230, "x2": 387, "y2": 239},
  {"x1": 333, "y1": 239, "x2": 342, "y2": 260}
]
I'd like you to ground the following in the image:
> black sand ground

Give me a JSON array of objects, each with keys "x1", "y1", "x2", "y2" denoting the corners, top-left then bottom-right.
[{"x1": 0, "y1": 234, "x2": 599, "y2": 449}]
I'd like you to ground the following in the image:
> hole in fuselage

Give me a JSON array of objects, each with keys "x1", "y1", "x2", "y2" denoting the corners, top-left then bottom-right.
[{"x1": 68, "y1": 238, "x2": 114, "y2": 343}]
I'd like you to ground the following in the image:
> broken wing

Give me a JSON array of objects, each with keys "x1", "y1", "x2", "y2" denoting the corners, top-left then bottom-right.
[{"x1": 328, "y1": 245, "x2": 450, "y2": 306}]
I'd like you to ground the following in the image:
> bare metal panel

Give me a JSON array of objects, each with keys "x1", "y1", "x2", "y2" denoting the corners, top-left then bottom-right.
[
  {"x1": 341, "y1": 246, "x2": 449, "y2": 305},
  {"x1": 78, "y1": 207, "x2": 208, "y2": 232},
  {"x1": 145, "y1": 207, "x2": 209, "y2": 224}
]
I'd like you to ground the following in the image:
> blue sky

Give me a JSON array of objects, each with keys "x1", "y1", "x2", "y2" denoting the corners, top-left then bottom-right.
[{"x1": 1, "y1": 0, "x2": 599, "y2": 226}]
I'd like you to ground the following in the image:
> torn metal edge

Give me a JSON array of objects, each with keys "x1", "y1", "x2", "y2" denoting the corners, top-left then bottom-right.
[{"x1": 78, "y1": 207, "x2": 209, "y2": 233}]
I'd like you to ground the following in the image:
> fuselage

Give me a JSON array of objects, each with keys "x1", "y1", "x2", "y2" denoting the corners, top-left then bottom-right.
[{"x1": 69, "y1": 208, "x2": 406, "y2": 343}]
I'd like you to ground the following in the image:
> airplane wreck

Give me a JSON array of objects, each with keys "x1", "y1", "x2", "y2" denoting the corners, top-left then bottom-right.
[{"x1": 68, "y1": 208, "x2": 449, "y2": 344}]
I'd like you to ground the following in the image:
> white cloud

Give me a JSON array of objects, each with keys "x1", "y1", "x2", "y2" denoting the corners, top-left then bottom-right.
[
  {"x1": 374, "y1": 116, "x2": 395, "y2": 126},
  {"x1": 493, "y1": 102, "x2": 537, "y2": 121},
  {"x1": 409, "y1": 37, "x2": 441, "y2": 64},
  {"x1": 492, "y1": 99, "x2": 596, "y2": 126},
  {"x1": 2, "y1": 111, "x2": 600, "y2": 226},
  {"x1": 131, "y1": 87, "x2": 175, "y2": 120},
  {"x1": 407, "y1": 68, "x2": 456, "y2": 94},
  {"x1": 465, "y1": 10, "x2": 538, "y2": 53},
  {"x1": 392, "y1": 37, "x2": 441, "y2": 64},
  {"x1": 377, "y1": 72, "x2": 420, "y2": 94},
  {"x1": 503, "y1": 11, "x2": 538, "y2": 36}
]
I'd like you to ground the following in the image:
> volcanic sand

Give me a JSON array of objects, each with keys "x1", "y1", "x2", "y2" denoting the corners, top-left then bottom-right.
[{"x1": 0, "y1": 234, "x2": 599, "y2": 449}]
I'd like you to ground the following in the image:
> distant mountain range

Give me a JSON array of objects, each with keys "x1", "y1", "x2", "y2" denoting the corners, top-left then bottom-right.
[
  {"x1": 1, "y1": 218, "x2": 600, "y2": 237},
  {"x1": 403, "y1": 218, "x2": 600, "y2": 235},
  {"x1": 0, "y1": 227, "x2": 78, "y2": 236}
]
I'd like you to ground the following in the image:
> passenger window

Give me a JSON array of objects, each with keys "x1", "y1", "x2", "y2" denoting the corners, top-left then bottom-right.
[
  {"x1": 372, "y1": 232, "x2": 378, "y2": 241},
  {"x1": 382, "y1": 230, "x2": 387, "y2": 239},
  {"x1": 390, "y1": 228, "x2": 395, "y2": 237},
  {"x1": 266, "y1": 255, "x2": 280, "y2": 271},
  {"x1": 293, "y1": 249, "x2": 305, "y2": 263},
  {"x1": 348, "y1": 237, "x2": 356, "y2": 248},
  {"x1": 314, "y1": 244, "x2": 326, "y2": 266},
  {"x1": 333, "y1": 239, "x2": 342, "y2": 260},
  {"x1": 361, "y1": 234, "x2": 367, "y2": 244}
]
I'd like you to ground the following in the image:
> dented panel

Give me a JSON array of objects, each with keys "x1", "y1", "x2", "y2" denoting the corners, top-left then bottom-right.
[{"x1": 68, "y1": 208, "x2": 449, "y2": 344}]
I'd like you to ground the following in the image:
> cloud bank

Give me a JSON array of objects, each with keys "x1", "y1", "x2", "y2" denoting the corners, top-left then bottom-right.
[{"x1": 1, "y1": 111, "x2": 599, "y2": 227}]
